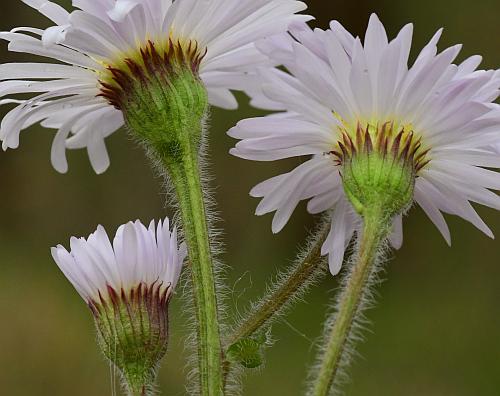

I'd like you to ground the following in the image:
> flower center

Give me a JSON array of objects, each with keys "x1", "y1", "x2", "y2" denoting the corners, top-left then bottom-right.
[
  {"x1": 98, "y1": 37, "x2": 207, "y2": 109},
  {"x1": 330, "y1": 119, "x2": 430, "y2": 175}
]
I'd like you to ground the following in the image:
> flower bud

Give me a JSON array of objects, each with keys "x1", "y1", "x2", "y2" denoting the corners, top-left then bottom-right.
[{"x1": 51, "y1": 218, "x2": 187, "y2": 395}]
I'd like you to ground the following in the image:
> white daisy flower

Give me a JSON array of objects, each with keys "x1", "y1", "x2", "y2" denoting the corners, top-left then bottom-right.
[
  {"x1": 0, "y1": 0, "x2": 310, "y2": 173},
  {"x1": 230, "y1": 14, "x2": 500, "y2": 275}
]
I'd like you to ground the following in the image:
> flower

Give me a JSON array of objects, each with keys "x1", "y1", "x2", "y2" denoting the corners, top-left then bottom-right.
[
  {"x1": 229, "y1": 14, "x2": 500, "y2": 275},
  {"x1": 51, "y1": 217, "x2": 186, "y2": 306},
  {"x1": 51, "y1": 217, "x2": 187, "y2": 391},
  {"x1": 0, "y1": 0, "x2": 310, "y2": 174}
]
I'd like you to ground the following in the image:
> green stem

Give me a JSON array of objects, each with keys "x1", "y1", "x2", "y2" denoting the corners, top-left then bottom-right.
[
  {"x1": 226, "y1": 222, "x2": 329, "y2": 347},
  {"x1": 222, "y1": 221, "x2": 329, "y2": 392},
  {"x1": 123, "y1": 65, "x2": 223, "y2": 395},
  {"x1": 166, "y1": 152, "x2": 223, "y2": 395},
  {"x1": 310, "y1": 206, "x2": 391, "y2": 396}
]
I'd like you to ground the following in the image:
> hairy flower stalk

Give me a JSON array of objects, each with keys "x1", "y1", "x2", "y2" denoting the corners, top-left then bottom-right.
[
  {"x1": 223, "y1": 219, "x2": 329, "y2": 387},
  {"x1": 227, "y1": 220, "x2": 330, "y2": 347},
  {"x1": 51, "y1": 218, "x2": 186, "y2": 396},
  {"x1": 309, "y1": 123, "x2": 417, "y2": 395},
  {"x1": 309, "y1": 209, "x2": 388, "y2": 396},
  {"x1": 108, "y1": 41, "x2": 224, "y2": 394}
]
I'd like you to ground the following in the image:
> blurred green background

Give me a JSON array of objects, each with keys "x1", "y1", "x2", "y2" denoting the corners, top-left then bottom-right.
[{"x1": 0, "y1": 0, "x2": 499, "y2": 395}]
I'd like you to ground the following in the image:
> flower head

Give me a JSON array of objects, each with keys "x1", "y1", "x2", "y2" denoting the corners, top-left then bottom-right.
[
  {"x1": 230, "y1": 15, "x2": 500, "y2": 275},
  {"x1": 0, "y1": 0, "x2": 310, "y2": 173},
  {"x1": 51, "y1": 217, "x2": 187, "y2": 392}
]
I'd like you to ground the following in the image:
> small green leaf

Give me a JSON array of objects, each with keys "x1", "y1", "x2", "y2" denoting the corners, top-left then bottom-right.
[{"x1": 227, "y1": 338, "x2": 265, "y2": 369}]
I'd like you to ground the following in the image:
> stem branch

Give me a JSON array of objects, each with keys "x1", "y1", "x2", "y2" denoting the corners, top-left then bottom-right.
[
  {"x1": 227, "y1": 222, "x2": 329, "y2": 347},
  {"x1": 222, "y1": 221, "x2": 329, "y2": 392}
]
